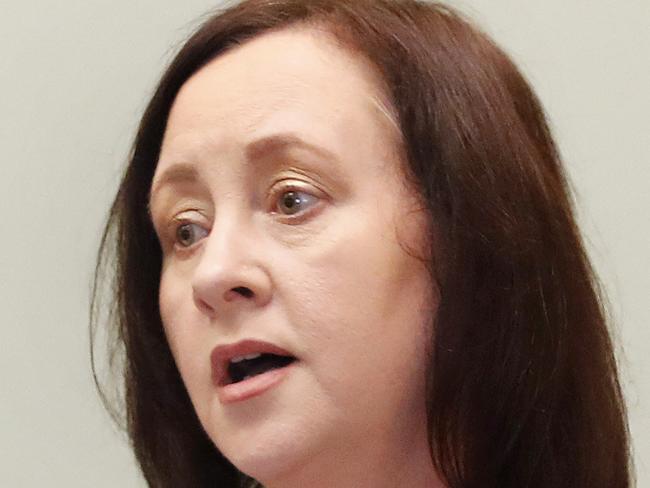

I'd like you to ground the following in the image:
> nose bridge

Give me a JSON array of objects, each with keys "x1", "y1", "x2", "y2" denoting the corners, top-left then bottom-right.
[
  {"x1": 203, "y1": 208, "x2": 248, "y2": 270},
  {"x1": 192, "y1": 208, "x2": 271, "y2": 315}
]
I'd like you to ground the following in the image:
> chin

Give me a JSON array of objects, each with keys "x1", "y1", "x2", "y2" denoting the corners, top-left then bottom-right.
[
  {"x1": 198, "y1": 396, "x2": 321, "y2": 485},
  {"x1": 216, "y1": 426, "x2": 318, "y2": 485}
]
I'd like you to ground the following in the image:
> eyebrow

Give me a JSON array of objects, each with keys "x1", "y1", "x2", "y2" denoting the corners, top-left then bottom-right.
[
  {"x1": 149, "y1": 162, "x2": 200, "y2": 203},
  {"x1": 244, "y1": 132, "x2": 339, "y2": 164},
  {"x1": 149, "y1": 132, "x2": 340, "y2": 204}
]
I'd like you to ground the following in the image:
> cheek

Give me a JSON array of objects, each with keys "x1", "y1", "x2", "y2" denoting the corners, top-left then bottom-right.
[
  {"x1": 284, "y1": 203, "x2": 435, "y2": 407},
  {"x1": 158, "y1": 260, "x2": 201, "y2": 351},
  {"x1": 301, "y1": 202, "x2": 432, "y2": 335},
  {"x1": 158, "y1": 267, "x2": 212, "y2": 406},
  {"x1": 158, "y1": 268, "x2": 185, "y2": 356}
]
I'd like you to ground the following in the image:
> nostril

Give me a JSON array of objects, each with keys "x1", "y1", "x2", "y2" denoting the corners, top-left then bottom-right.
[{"x1": 232, "y1": 286, "x2": 254, "y2": 299}]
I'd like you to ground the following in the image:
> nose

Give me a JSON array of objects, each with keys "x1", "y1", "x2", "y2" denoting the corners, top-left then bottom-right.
[{"x1": 191, "y1": 217, "x2": 272, "y2": 317}]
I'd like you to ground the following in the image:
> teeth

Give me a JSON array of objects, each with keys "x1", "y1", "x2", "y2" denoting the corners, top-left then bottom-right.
[{"x1": 230, "y1": 353, "x2": 262, "y2": 364}]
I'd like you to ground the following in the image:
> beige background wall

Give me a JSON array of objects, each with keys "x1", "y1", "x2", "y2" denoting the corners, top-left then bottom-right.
[{"x1": 1, "y1": 1, "x2": 647, "y2": 486}]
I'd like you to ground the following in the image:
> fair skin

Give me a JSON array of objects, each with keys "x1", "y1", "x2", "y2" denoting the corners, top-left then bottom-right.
[{"x1": 149, "y1": 26, "x2": 443, "y2": 488}]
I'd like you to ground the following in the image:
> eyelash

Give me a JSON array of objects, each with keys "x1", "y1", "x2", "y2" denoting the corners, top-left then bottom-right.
[
  {"x1": 167, "y1": 184, "x2": 322, "y2": 250},
  {"x1": 268, "y1": 183, "x2": 321, "y2": 222}
]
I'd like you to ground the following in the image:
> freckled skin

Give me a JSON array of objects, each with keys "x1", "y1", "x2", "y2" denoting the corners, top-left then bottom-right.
[{"x1": 151, "y1": 27, "x2": 443, "y2": 488}]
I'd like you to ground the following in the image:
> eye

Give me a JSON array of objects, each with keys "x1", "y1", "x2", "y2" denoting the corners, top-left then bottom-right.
[
  {"x1": 175, "y1": 222, "x2": 209, "y2": 248},
  {"x1": 275, "y1": 189, "x2": 318, "y2": 216}
]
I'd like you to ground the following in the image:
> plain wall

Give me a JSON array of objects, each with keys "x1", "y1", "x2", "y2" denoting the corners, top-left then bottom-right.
[{"x1": 1, "y1": 0, "x2": 647, "y2": 486}]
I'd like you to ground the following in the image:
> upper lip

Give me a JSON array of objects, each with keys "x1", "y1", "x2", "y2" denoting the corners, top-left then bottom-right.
[{"x1": 211, "y1": 339, "x2": 296, "y2": 387}]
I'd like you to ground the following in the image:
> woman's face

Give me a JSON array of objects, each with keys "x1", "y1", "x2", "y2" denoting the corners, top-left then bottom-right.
[{"x1": 149, "y1": 27, "x2": 437, "y2": 485}]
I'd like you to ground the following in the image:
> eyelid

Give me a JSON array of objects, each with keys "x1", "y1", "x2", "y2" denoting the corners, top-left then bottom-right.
[
  {"x1": 167, "y1": 209, "x2": 208, "y2": 229},
  {"x1": 270, "y1": 176, "x2": 324, "y2": 193},
  {"x1": 150, "y1": 198, "x2": 207, "y2": 233}
]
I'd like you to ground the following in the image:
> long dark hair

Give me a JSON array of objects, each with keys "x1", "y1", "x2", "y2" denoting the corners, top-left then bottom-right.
[{"x1": 91, "y1": 1, "x2": 632, "y2": 486}]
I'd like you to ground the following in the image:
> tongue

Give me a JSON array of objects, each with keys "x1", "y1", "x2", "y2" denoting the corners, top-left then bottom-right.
[{"x1": 230, "y1": 353, "x2": 295, "y2": 383}]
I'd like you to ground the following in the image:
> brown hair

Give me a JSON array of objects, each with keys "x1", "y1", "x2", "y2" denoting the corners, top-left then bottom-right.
[{"x1": 91, "y1": 1, "x2": 632, "y2": 487}]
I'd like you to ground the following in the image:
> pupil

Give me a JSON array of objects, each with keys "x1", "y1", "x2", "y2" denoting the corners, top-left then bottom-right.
[
  {"x1": 283, "y1": 192, "x2": 300, "y2": 211},
  {"x1": 179, "y1": 225, "x2": 192, "y2": 244}
]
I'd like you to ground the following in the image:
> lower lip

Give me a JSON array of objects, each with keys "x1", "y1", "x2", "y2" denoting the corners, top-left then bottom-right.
[{"x1": 217, "y1": 362, "x2": 296, "y2": 404}]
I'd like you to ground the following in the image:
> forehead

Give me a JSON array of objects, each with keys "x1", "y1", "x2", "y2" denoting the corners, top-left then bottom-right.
[{"x1": 160, "y1": 26, "x2": 400, "y2": 161}]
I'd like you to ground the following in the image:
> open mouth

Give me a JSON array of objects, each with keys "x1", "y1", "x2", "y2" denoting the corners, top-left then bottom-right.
[{"x1": 226, "y1": 353, "x2": 297, "y2": 385}]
